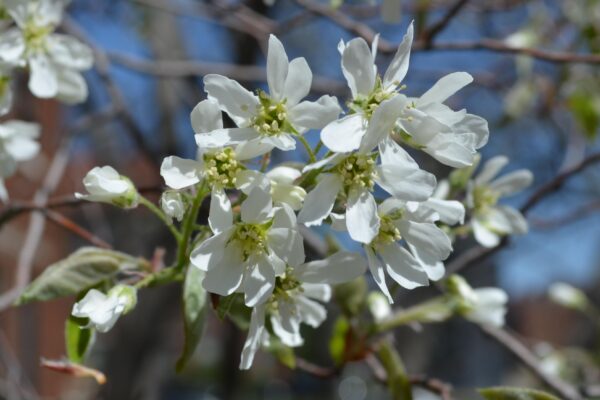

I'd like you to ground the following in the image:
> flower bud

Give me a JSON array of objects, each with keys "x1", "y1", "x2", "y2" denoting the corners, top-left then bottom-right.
[
  {"x1": 548, "y1": 282, "x2": 588, "y2": 311},
  {"x1": 367, "y1": 291, "x2": 391, "y2": 322},
  {"x1": 71, "y1": 285, "x2": 137, "y2": 333},
  {"x1": 160, "y1": 190, "x2": 186, "y2": 221},
  {"x1": 75, "y1": 166, "x2": 139, "y2": 208}
]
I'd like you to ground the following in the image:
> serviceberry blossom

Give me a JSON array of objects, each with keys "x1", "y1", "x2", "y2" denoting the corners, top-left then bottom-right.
[
  {"x1": 298, "y1": 137, "x2": 436, "y2": 244},
  {"x1": 75, "y1": 166, "x2": 139, "y2": 208},
  {"x1": 196, "y1": 34, "x2": 341, "y2": 152},
  {"x1": 466, "y1": 155, "x2": 533, "y2": 247},
  {"x1": 160, "y1": 190, "x2": 185, "y2": 222},
  {"x1": 240, "y1": 251, "x2": 367, "y2": 369},
  {"x1": 72, "y1": 285, "x2": 137, "y2": 333},
  {"x1": 0, "y1": 0, "x2": 93, "y2": 103},
  {"x1": 0, "y1": 120, "x2": 40, "y2": 201},
  {"x1": 447, "y1": 275, "x2": 508, "y2": 327},
  {"x1": 190, "y1": 187, "x2": 305, "y2": 307}
]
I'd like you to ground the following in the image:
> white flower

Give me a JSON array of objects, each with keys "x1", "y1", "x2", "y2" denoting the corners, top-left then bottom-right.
[
  {"x1": 548, "y1": 282, "x2": 588, "y2": 311},
  {"x1": 75, "y1": 166, "x2": 139, "y2": 208},
  {"x1": 322, "y1": 24, "x2": 414, "y2": 153},
  {"x1": 0, "y1": 120, "x2": 40, "y2": 201},
  {"x1": 367, "y1": 292, "x2": 392, "y2": 322},
  {"x1": 331, "y1": 196, "x2": 452, "y2": 303},
  {"x1": 298, "y1": 137, "x2": 436, "y2": 245},
  {"x1": 466, "y1": 155, "x2": 533, "y2": 247},
  {"x1": 160, "y1": 190, "x2": 185, "y2": 222},
  {"x1": 0, "y1": 0, "x2": 93, "y2": 103},
  {"x1": 71, "y1": 285, "x2": 137, "y2": 333},
  {"x1": 447, "y1": 275, "x2": 508, "y2": 327},
  {"x1": 239, "y1": 251, "x2": 367, "y2": 369},
  {"x1": 161, "y1": 99, "x2": 274, "y2": 233},
  {"x1": 190, "y1": 187, "x2": 305, "y2": 307},
  {"x1": 0, "y1": 62, "x2": 13, "y2": 115},
  {"x1": 237, "y1": 165, "x2": 306, "y2": 210},
  {"x1": 197, "y1": 34, "x2": 341, "y2": 152},
  {"x1": 406, "y1": 179, "x2": 465, "y2": 226}
]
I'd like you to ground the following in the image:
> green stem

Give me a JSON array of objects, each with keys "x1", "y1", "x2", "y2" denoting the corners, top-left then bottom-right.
[
  {"x1": 176, "y1": 182, "x2": 209, "y2": 270},
  {"x1": 375, "y1": 297, "x2": 453, "y2": 333},
  {"x1": 313, "y1": 140, "x2": 323, "y2": 155},
  {"x1": 134, "y1": 266, "x2": 182, "y2": 289},
  {"x1": 377, "y1": 339, "x2": 413, "y2": 400},
  {"x1": 139, "y1": 196, "x2": 181, "y2": 241},
  {"x1": 298, "y1": 135, "x2": 316, "y2": 163}
]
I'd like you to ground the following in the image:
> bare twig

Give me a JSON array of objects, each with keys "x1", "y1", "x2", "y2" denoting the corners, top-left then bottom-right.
[
  {"x1": 530, "y1": 199, "x2": 600, "y2": 230},
  {"x1": 419, "y1": 0, "x2": 471, "y2": 46},
  {"x1": 44, "y1": 209, "x2": 112, "y2": 249}
]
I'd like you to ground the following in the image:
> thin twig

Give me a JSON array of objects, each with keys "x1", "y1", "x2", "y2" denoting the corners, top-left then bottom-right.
[
  {"x1": 419, "y1": 0, "x2": 471, "y2": 47},
  {"x1": 44, "y1": 209, "x2": 112, "y2": 249}
]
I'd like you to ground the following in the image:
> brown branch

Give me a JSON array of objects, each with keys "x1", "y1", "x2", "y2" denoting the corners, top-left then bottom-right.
[
  {"x1": 530, "y1": 199, "x2": 600, "y2": 230},
  {"x1": 480, "y1": 325, "x2": 583, "y2": 400},
  {"x1": 419, "y1": 0, "x2": 471, "y2": 47},
  {"x1": 295, "y1": 356, "x2": 337, "y2": 378},
  {"x1": 44, "y1": 209, "x2": 112, "y2": 249}
]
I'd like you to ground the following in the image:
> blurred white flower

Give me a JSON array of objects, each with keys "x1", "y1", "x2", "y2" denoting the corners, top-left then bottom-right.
[
  {"x1": 0, "y1": 0, "x2": 93, "y2": 103},
  {"x1": 191, "y1": 187, "x2": 305, "y2": 307},
  {"x1": 75, "y1": 166, "x2": 139, "y2": 208},
  {"x1": 197, "y1": 34, "x2": 341, "y2": 152},
  {"x1": 548, "y1": 282, "x2": 588, "y2": 311},
  {"x1": 240, "y1": 251, "x2": 367, "y2": 369},
  {"x1": 466, "y1": 155, "x2": 533, "y2": 247},
  {"x1": 72, "y1": 285, "x2": 137, "y2": 333},
  {"x1": 0, "y1": 120, "x2": 40, "y2": 201},
  {"x1": 447, "y1": 275, "x2": 508, "y2": 327}
]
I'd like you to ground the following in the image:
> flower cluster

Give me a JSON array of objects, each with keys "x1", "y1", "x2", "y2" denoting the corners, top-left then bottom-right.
[{"x1": 71, "y1": 27, "x2": 528, "y2": 370}]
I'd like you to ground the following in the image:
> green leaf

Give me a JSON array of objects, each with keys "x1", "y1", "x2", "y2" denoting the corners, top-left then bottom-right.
[
  {"x1": 478, "y1": 387, "x2": 561, "y2": 400},
  {"x1": 16, "y1": 247, "x2": 148, "y2": 305},
  {"x1": 568, "y1": 92, "x2": 599, "y2": 140},
  {"x1": 328, "y1": 316, "x2": 350, "y2": 366},
  {"x1": 65, "y1": 316, "x2": 94, "y2": 363},
  {"x1": 176, "y1": 266, "x2": 207, "y2": 372}
]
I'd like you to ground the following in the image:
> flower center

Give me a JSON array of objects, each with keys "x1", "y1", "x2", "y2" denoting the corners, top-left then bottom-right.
[
  {"x1": 203, "y1": 147, "x2": 242, "y2": 188},
  {"x1": 232, "y1": 223, "x2": 268, "y2": 260},
  {"x1": 349, "y1": 77, "x2": 396, "y2": 119},
  {"x1": 23, "y1": 20, "x2": 52, "y2": 53},
  {"x1": 251, "y1": 90, "x2": 294, "y2": 136},
  {"x1": 374, "y1": 215, "x2": 402, "y2": 246},
  {"x1": 472, "y1": 185, "x2": 500, "y2": 213},
  {"x1": 336, "y1": 154, "x2": 376, "y2": 192},
  {"x1": 268, "y1": 268, "x2": 303, "y2": 312}
]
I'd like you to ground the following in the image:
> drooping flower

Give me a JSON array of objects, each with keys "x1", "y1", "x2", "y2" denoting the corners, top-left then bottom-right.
[
  {"x1": 160, "y1": 190, "x2": 186, "y2": 222},
  {"x1": 196, "y1": 34, "x2": 341, "y2": 152},
  {"x1": 0, "y1": 120, "x2": 40, "y2": 201},
  {"x1": 298, "y1": 137, "x2": 436, "y2": 244},
  {"x1": 331, "y1": 197, "x2": 453, "y2": 303},
  {"x1": 466, "y1": 155, "x2": 533, "y2": 247},
  {"x1": 240, "y1": 251, "x2": 367, "y2": 369},
  {"x1": 447, "y1": 275, "x2": 508, "y2": 327},
  {"x1": 190, "y1": 187, "x2": 305, "y2": 307},
  {"x1": 75, "y1": 166, "x2": 139, "y2": 208},
  {"x1": 72, "y1": 285, "x2": 137, "y2": 333},
  {"x1": 0, "y1": 0, "x2": 93, "y2": 103}
]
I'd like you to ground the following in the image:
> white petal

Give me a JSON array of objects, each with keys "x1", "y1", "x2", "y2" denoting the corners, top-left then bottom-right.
[
  {"x1": 383, "y1": 22, "x2": 413, "y2": 88},
  {"x1": 496, "y1": 205, "x2": 528, "y2": 234},
  {"x1": 195, "y1": 127, "x2": 259, "y2": 148},
  {"x1": 366, "y1": 246, "x2": 393, "y2": 303},
  {"x1": 259, "y1": 133, "x2": 296, "y2": 151},
  {"x1": 0, "y1": 29, "x2": 25, "y2": 65},
  {"x1": 359, "y1": 94, "x2": 408, "y2": 152},
  {"x1": 191, "y1": 99, "x2": 223, "y2": 134},
  {"x1": 235, "y1": 169, "x2": 270, "y2": 194},
  {"x1": 295, "y1": 251, "x2": 367, "y2": 284},
  {"x1": 489, "y1": 169, "x2": 533, "y2": 196},
  {"x1": 209, "y1": 187, "x2": 233, "y2": 234},
  {"x1": 243, "y1": 254, "x2": 276, "y2": 307},
  {"x1": 29, "y1": 54, "x2": 58, "y2": 98},
  {"x1": 346, "y1": 188, "x2": 380, "y2": 244},
  {"x1": 302, "y1": 283, "x2": 332, "y2": 302},
  {"x1": 297, "y1": 173, "x2": 342, "y2": 226},
  {"x1": 46, "y1": 34, "x2": 93, "y2": 70},
  {"x1": 418, "y1": 198, "x2": 465, "y2": 225},
  {"x1": 342, "y1": 37, "x2": 376, "y2": 98},
  {"x1": 55, "y1": 68, "x2": 88, "y2": 104},
  {"x1": 321, "y1": 114, "x2": 366, "y2": 153},
  {"x1": 378, "y1": 136, "x2": 419, "y2": 168},
  {"x1": 266, "y1": 166, "x2": 301, "y2": 184},
  {"x1": 302, "y1": 152, "x2": 346, "y2": 173},
  {"x1": 375, "y1": 164, "x2": 436, "y2": 201},
  {"x1": 203, "y1": 74, "x2": 259, "y2": 126},
  {"x1": 472, "y1": 217, "x2": 501, "y2": 248},
  {"x1": 240, "y1": 305, "x2": 266, "y2": 370},
  {"x1": 396, "y1": 220, "x2": 452, "y2": 264},
  {"x1": 289, "y1": 95, "x2": 341, "y2": 130},
  {"x1": 271, "y1": 302, "x2": 303, "y2": 347},
  {"x1": 418, "y1": 72, "x2": 473, "y2": 106},
  {"x1": 190, "y1": 228, "x2": 233, "y2": 271},
  {"x1": 297, "y1": 296, "x2": 327, "y2": 328},
  {"x1": 234, "y1": 140, "x2": 273, "y2": 160},
  {"x1": 271, "y1": 203, "x2": 297, "y2": 229},
  {"x1": 268, "y1": 228, "x2": 305, "y2": 267},
  {"x1": 424, "y1": 135, "x2": 476, "y2": 168},
  {"x1": 202, "y1": 243, "x2": 245, "y2": 296},
  {"x1": 283, "y1": 57, "x2": 311, "y2": 106},
  {"x1": 241, "y1": 187, "x2": 273, "y2": 223},
  {"x1": 379, "y1": 243, "x2": 429, "y2": 289},
  {"x1": 475, "y1": 156, "x2": 509, "y2": 185},
  {"x1": 160, "y1": 156, "x2": 201, "y2": 189},
  {"x1": 267, "y1": 35, "x2": 289, "y2": 100}
]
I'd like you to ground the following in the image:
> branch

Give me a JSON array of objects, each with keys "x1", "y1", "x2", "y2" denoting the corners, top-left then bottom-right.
[
  {"x1": 44, "y1": 209, "x2": 112, "y2": 249},
  {"x1": 419, "y1": 0, "x2": 471, "y2": 47},
  {"x1": 480, "y1": 325, "x2": 583, "y2": 400},
  {"x1": 530, "y1": 199, "x2": 600, "y2": 230}
]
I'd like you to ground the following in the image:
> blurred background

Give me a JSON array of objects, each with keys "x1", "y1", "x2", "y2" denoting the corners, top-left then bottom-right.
[{"x1": 1, "y1": 0, "x2": 600, "y2": 399}]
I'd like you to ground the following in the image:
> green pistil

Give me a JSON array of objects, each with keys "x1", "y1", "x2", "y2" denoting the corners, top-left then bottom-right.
[
  {"x1": 348, "y1": 77, "x2": 396, "y2": 118},
  {"x1": 269, "y1": 269, "x2": 303, "y2": 311},
  {"x1": 335, "y1": 154, "x2": 376, "y2": 192},
  {"x1": 232, "y1": 223, "x2": 268, "y2": 260},
  {"x1": 251, "y1": 90, "x2": 296, "y2": 137},
  {"x1": 374, "y1": 215, "x2": 402, "y2": 246},
  {"x1": 203, "y1": 147, "x2": 243, "y2": 188},
  {"x1": 23, "y1": 20, "x2": 53, "y2": 54},
  {"x1": 472, "y1": 185, "x2": 500, "y2": 214}
]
